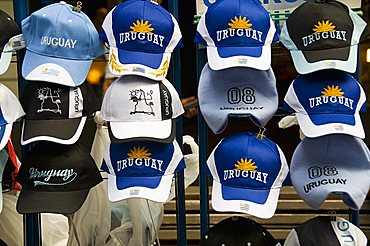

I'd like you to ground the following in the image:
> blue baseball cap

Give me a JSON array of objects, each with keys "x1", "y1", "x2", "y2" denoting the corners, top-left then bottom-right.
[
  {"x1": 198, "y1": 63, "x2": 278, "y2": 134},
  {"x1": 101, "y1": 139, "x2": 185, "y2": 203},
  {"x1": 0, "y1": 83, "x2": 25, "y2": 151},
  {"x1": 283, "y1": 70, "x2": 366, "y2": 139},
  {"x1": 21, "y1": 1, "x2": 105, "y2": 87},
  {"x1": 290, "y1": 134, "x2": 370, "y2": 210},
  {"x1": 101, "y1": 0, "x2": 183, "y2": 81},
  {"x1": 194, "y1": 0, "x2": 278, "y2": 70},
  {"x1": 207, "y1": 132, "x2": 289, "y2": 219}
]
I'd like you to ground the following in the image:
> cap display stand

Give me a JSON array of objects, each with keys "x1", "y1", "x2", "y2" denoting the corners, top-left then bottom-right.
[{"x1": 10, "y1": 0, "x2": 364, "y2": 245}]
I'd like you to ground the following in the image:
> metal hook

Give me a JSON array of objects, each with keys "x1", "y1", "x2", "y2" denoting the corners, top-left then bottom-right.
[
  {"x1": 256, "y1": 127, "x2": 266, "y2": 140},
  {"x1": 73, "y1": 1, "x2": 82, "y2": 13}
]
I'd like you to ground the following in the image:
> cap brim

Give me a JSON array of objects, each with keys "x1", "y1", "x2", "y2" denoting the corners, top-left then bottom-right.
[
  {"x1": 289, "y1": 45, "x2": 357, "y2": 74},
  {"x1": 108, "y1": 119, "x2": 175, "y2": 144},
  {"x1": 21, "y1": 117, "x2": 87, "y2": 145},
  {"x1": 16, "y1": 188, "x2": 89, "y2": 214},
  {"x1": 207, "y1": 45, "x2": 271, "y2": 70},
  {"x1": 107, "y1": 173, "x2": 174, "y2": 203},
  {"x1": 108, "y1": 47, "x2": 171, "y2": 81},
  {"x1": 0, "y1": 52, "x2": 12, "y2": 75},
  {"x1": 22, "y1": 49, "x2": 93, "y2": 86},
  {"x1": 211, "y1": 180, "x2": 281, "y2": 219},
  {"x1": 0, "y1": 123, "x2": 12, "y2": 151},
  {"x1": 296, "y1": 113, "x2": 364, "y2": 139}
]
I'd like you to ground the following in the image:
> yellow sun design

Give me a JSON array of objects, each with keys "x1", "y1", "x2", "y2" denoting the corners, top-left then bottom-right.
[
  {"x1": 127, "y1": 146, "x2": 152, "y2": 159},
  {"x1": 234, "y1": 158, "x2": 257, "y2": 171},
  {"x1": 321, "y1": 85, "x2": 344, "y2": 97},
  {"x1": 130, "y1": 20, "x2": 154, "y2": 33},
  {"x1": 313, "y1": 20, "x2": 336, "y2": 33},
  {"x1": 228, "y1": 16, "x2": 252, "y2": 29}
]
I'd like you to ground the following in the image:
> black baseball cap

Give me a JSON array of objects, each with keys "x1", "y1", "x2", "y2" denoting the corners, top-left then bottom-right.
[
  {"x1": 0, "y1": 9, "x2": 23, "y2": 75},
  {"x1": 200, "y1": 216, "x2": 281, "y2": 246},
  {"x1": 16, "y1": 142, "x2": 103, "y2": 214},
  {"x1": 280, "y1": 0, "x2": 370, "y2": 74},
  {"x1": 20, "y1": 81, "x2": 100, "y2": 145}
]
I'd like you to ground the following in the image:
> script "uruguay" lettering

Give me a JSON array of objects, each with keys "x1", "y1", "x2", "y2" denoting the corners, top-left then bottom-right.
[
  {"x1": 302, "y1": 31, "x2": 347, "y2": 47},
  {"x1": 224, "y1": 170, "x2": 268, "y2": 183},
  {"x1": 308, "y1": 96, "x2": 354, "y2": 109},
  {"x1": 119, "y1": 32, "x2": 164, "y2": 47},
  {"x1": 304, "y1": 178, "x2": 347, "y2": 193},
  {"x1": 41, "y1": 36, "x2": 77, "y2": 48},
  {"x1": 29, "y1": 167, "x2": 77, "y2": 186},
  {"x1": 216, "y1": 29, "x2": 263, "y2": 42},
  {"x1": 117, "y1": 158, "x2": 164, "y2": 172}
]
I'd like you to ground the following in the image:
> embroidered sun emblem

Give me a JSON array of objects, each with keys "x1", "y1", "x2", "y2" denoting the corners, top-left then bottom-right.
[
  {"x1": 228, "y1": 16, "x2": 252, "y2": 29},
  {"x1": 130, "y1": 20, "x2": 154, "y2": 33},
  {"x1": 127, "y1": 146, "x2": 152, "y2": 159},
  {"x1": 313, "y1": 20, "x2": 336, "y2": 33},
  {"x1": 234, "y1": 158, "x2": 257, "y2": 171},
  {"x1": 321, "y1": 85, "x2": 344, "y2": 97}
]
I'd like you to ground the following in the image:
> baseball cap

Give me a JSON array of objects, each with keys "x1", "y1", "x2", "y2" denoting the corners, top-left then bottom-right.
[
  {"x1": 200, "y1": 216, "x2": 281, "y2": 246},
  {"x1": 194, "y1": 0, "x2": 278, "y2": 70},
  {"x1": 20, "y1": 80, "x2": 100, "y2": 145},
  {"x1": 280, "y1": 0, "x2": 370, "y2": 74},
  {"x1": 0, "y1": 83, "x2": 25, "y2": 151},
  {"x1": 284, "y1": 216, "x2": 368, "y2": 246},
  {"x1": 101, "y1": 0, "x2": 183, "y2": 81},
  {"x1": 101, "y1": 139, "x2": 185, "y2": 202},
  {"x1": 21, "y1": 1, "x2": 105, "y2": 86},
  {"x1": 198, "y1": 63, "x2": 278, "y2": 134},
  {"x1": 283, "y1": 70, "x2": 366, "y2": 139},
  {"x1": 0, "y1": 148, "x2": 9, "y2": 213},
  {"x1": 16, "y1": 142, "x2": 103, "y2": 214},
  {"x1": 100, "y1": 75, "x2": 184, "y2": 143},
  {"x1": 0, "y1": 9, "x2": 25, "y2": 75},
  {"x1": 290, "y1": 134, "x2": 370, "y2": 210},
  {"x1": 207, "y1": 132, "x2": 289, "y2": 219}
]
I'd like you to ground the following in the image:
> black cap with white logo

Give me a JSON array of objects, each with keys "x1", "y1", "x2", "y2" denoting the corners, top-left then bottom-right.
[
  {"x1": 21, "y1": 81, "x2": 100, "y2": 145},
  {"x1": 16, "y1": 142, "x2": 103, "y2": 214}
]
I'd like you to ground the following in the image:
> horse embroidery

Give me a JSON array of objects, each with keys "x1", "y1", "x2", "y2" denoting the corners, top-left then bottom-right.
[
  {"x1": 37, "y1": 87, "x2": 62, "y2": 114},
  {"x1": 129, "y1": 89, "x2": 155, "y2": 116}
]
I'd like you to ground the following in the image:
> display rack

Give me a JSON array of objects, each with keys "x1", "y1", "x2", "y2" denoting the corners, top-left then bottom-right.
[{"x1": 10, "y1": 1, "x2": 364, "y2": 245}]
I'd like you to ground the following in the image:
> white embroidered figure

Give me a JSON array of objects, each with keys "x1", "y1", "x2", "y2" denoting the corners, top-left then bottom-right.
[
  {"x1": 129, "y1": 89, "x2": 155, "y2": 116},
  {"x1": 37, "y1": 87, "x2": 62, "y2": 114}
]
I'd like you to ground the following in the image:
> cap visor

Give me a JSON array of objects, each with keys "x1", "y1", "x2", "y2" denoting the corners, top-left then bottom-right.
[
  {"x1": 211, "y1": 180, "x2": 280, "y2": 219},
  {"x1": 107, "y1": 173, "x2": 174, "y2": 203},
  {"x1": 16, "y1": 188, "x2": 89, "y2": 214},
  {"x1": 22, "y1": 50, "x2": 93, "y2": 86},
  {"x1": 0, "y1": 52, "x2": 12, "y2": 75},
  {"x1": 109, "y1": 119, "x2": 175, "y2": 144},
  {"x1": 296, "y1": 113, "x2": 364, "y2": 139},
  {"x1": 289, "y1": 45, "x2": 357, "y2": 74},
  {"x1": 21, "y1": 117, "x2": 87, "y2": 145},
  {"x1": 207, "y1": 45, "x2": 271, "y2": 70},
  {"x1": 109, "y1": 47, "x2": 171, "y2": 81},
  {"x1": 0, "y1": 123, "x2": 12, "y2": 151}
]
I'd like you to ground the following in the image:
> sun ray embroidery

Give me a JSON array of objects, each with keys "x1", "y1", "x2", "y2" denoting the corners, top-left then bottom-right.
[
  {"x1": 127, "y1": 146, "x2": 152, "y2": 159},
  {"x1": 234, "y1": 158, "x2": 257, "y2": 171},
  {"x1": 321, "y1": 85, "x2": 344, "y2": 97},
  {"x1": 130, "y1": 20, "x2": 154, "y2": 33},
  {"x1": 313, "y1": 20, "x2": 335, "y2": 33},
  {"x1": 228, "y1": 16, "x2": 252, "y2": 29}
]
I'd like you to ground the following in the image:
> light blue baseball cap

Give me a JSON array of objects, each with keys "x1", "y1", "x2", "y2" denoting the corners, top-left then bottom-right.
[
  {"x1": 290, "y1": 134, "x2": 370, "y2": 210},
  {"x1": 21, "y1": 1, "x2": 104, "y2": 87}
]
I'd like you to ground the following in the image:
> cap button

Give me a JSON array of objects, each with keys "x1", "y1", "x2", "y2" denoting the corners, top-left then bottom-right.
[{"x1": 60, "y1": 1, "x2": 66, "y2": 4}]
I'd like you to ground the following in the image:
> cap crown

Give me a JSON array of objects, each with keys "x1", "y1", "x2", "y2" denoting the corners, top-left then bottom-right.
[
  {"x1": 101, "y1": 0, "x2": 182, "y2": 54},
  {"x1": 0, "y1": 9, "x2": 20, "y2": 51},
  {"x1": 22, "y1": 2, "x2": 103, "y2": 60},
  {"x1": 21, "y1": 81, "x2": 99, "y2": 120},
  {"x1": 101, "y1": 76, "x2": 184, "y2": 122}
]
